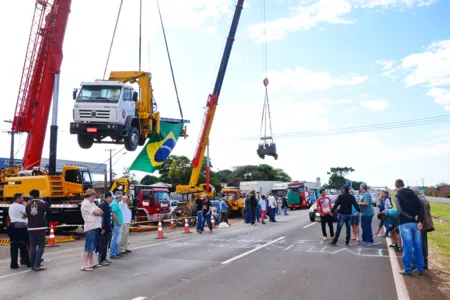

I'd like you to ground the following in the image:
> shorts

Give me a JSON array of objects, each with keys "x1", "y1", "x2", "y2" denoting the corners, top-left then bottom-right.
[
  {"x1": 84, "y1": 229, "x2": 99, "y2": 252},
  {"x1": 351, "y1": 215, "x2": 360, "y2": 226},
  {"x1": 387, "y1": 225, "x2": 399, "y2": 234}
]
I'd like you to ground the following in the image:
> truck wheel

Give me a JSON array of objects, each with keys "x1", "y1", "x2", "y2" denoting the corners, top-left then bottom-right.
[
  {"x1": 124, "y1": 127, "x2": 139, "y2": 151},
  {"x1": 309, "y1": 216, "x2": 315, "y2": 222},
  {"x1": 138, "y1": 135, "x2": 146, "y2": 146},
  {"x1": 77, "y1": 134, "x2": 94, "y2": 149}
]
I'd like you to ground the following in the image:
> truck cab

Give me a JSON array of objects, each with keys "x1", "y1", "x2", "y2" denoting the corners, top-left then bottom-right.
[
  {"x1": 137, "y1": 188, "x2": 171, "y2": 220},
  {"x1": 286, "y1": 181, "x2": 308, "y2": 210},
  {"x1": 70, "y1": 80, "x2": 143, "y2": 151}
]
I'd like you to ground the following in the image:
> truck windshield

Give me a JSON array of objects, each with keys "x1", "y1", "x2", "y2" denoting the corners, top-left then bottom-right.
[
  {"x1": 272, "y1": 190, "x2": 285, "y2": 197},
  {"x1": 222, "y1": 193, "x2": 238, "y2": 200},
  {"x1": 77, "y1": 86, "x2": 121, "y2": 103},
  {"x1": 288, "y1": 186, "x2": 305, "y2": 193},
  {"x1": 154, "y1": 191, "x2": 170, "y2": 203}
]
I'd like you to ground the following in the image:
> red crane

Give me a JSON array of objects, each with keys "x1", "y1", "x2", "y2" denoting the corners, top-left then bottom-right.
[{"x1": 12, "y1": 0, "x2": 72, "y2": 170}]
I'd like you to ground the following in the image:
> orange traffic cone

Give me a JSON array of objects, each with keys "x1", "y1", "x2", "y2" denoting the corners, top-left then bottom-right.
[
  {"x1": 183, "y1": 218, "x2": 192, "y2": 234},
  {"x1": 155, "y1": 221, "x2": 167, "y2": 239},
  {"x1": 170, "y1": 217, "x2": 175, "y2": 229},
  {"x1": 211, "y1": 215, "x2": 216, "y2": 228},
  {"x1": 47, "y1": 225, "x2": 58, "y2": 247}
]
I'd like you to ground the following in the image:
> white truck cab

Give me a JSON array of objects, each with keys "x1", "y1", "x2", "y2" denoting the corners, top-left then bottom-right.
[{"x1": 70, "y1": 80, "x2": 144, "y2": 151}]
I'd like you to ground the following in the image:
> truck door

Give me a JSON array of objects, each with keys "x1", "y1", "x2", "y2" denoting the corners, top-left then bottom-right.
[
  {"x1": 140, "y1": 190, "x2": 154, "y2": 214},
  {"x1": 121, "y1": 88, "x2": 135, "y2": 121}
]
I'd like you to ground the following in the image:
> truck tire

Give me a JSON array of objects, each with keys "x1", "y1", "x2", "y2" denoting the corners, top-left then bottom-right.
[
  {"x1": 77, "y1": 134, "x2": 94, "y2": 149},
  {"x1": 124, "y1": 127, "x2": 139, "y2": 151},
  {"x1": 138, "y1": 135, "x2": 146, "y2": 146}
]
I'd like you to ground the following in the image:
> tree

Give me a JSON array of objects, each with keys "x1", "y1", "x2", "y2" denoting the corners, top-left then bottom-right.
[
  {"x1": 141, "y1": 175, "x2": 158, "y2": 185},
  {"x1": 216, "y1": 169, "x2": 233, "y2": 184},
  {"x1": 326, "y1": 167, "x2": 355, "y2": 189}
]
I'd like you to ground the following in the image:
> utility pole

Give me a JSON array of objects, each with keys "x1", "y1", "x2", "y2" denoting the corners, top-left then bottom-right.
[
  {"x1": 421, "y1": 177, "x2": 425, "y2": 189},
  {"x1": 3, "y1": 120, "x2": 16, "y2": 168},
  {"x1": 105, "y1": 148, "x2": 116, "y2": 187}
]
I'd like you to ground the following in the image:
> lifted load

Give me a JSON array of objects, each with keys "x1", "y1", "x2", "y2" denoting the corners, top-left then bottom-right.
[{"x1": 70, "y1": 71, "x2": 188, "y2": 151}]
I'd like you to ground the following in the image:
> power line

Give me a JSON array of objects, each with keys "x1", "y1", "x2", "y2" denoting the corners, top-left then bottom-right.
[{"x1": 238, "y1": 114, "x2": 450, "y2": 140}]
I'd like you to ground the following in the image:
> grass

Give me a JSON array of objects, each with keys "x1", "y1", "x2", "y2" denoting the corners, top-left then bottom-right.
[
  {"x1": 428, "y1": 220, "x2": 450, "y2": 262},
  {"x1": 430, "y1": 202, "x2": 450, "y2": 222}
]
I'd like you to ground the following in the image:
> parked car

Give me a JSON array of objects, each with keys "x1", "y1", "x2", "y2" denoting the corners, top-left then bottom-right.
[{"x1": 309, "y1": 195, "x2": 338, "y2": 222}]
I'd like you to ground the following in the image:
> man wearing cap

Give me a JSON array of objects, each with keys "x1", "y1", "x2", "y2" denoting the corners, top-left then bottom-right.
[
  {"x1": 110, "y1": 192, "x2": 124, "y2": 259},
  {"x1": 81, "y1": 189, "x2": 103, "y2": 271},
  {"x1": 98, "y1": 192, "x2": 113, "y2": 266},
  {"x1": 329, "y1": 186, "x2": 360, "y2": 246},
  {"x1": 358, "y1": 183, "x2": 374, "y2": 245}
]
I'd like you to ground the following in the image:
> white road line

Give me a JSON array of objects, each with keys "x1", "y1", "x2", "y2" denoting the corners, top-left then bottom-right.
[
  {"x1": 0, "y1": 270, "x2": 30, "y2": 280},
  {"x1": 131, "y1": 297, "x2": 146, "y2": 300},
  {"x1": 385, "y1": 235, "x2": 410, "y2": 300},
  {"x1": 303, "y1": 222, "x2": 317, "y2": 229},
  {"x1": 130, "y1": 238, "x2": 184, "y2": 250},
  {"x1": 221, "y1": 236, "x2": 285, "y2": 265}
]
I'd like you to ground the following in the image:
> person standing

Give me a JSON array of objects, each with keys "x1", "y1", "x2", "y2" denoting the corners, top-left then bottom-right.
[
  {"x1": 98, "y1": 192, "x2": 113, "y2": 266},
  {"x1": 109, "y1": 192, "x2": 123, "y2": 259},
  {"x1": 196, "y1": 195, "x2": 204, "y2": 234},
  {"x1": 26, "y1": 189, "x2": 51, "y2": 271},
  {"x1": 394, "y1": 179, "x2": 425, "y2": 275},
  {"x1": 202, "y1": 196, "x2": 213, "y2": 232},
  {"x1": 259, "y1": 195, "x2": 268, "y2": 224},
  {"x1": 8, "y1": 193, "x2": 30, "y2": 269},
  {"x1": 282, "y1": 196, "x2": 288, "y2": 216},
  {"x1": 268, "y1": 193, "x2": 277, "y2": 222},
  {"x1": 218, "y1": 198, "x2": 229, "y2": 225},
  {"x1": 80, "y1": 189, "x2": 103, "y2": 271},
  {"x1": 276, "y1": 197, "x2": 282, "y2": 215},
  {"x1": 358, "y1": 183, "x2": 374, "y2": 245},
  {"x1": 413, "y1": 187, "x2": 434, "y2": 270},
  {"x1": 350, "y1": 190, "x2": 360, "y2": 241},
  {"x1": 256, "y1": 193, "x2": 261, "y2": 222},
  {"x1": 316, "y1": 189, "x2": 334, "y2": 240},
  {"x1": 250, "y1": 191, "x2": 257, "y2": 226},
  {"x1": 119, "y1": 196, "x2": 132, "y2": 255},
  {"x1": 329, "y1": 186, "x2": 360, "y2": 246}
]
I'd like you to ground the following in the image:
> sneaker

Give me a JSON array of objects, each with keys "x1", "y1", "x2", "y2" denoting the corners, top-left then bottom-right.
[
  {"x1": 328, "y1": 242, "x2": 337, "y2": 246},
  {"x1": 125, "y1": 249, "x2": 132, "y2": 253},
  {"x1": 105, "y1": 259, "x2": 112, "y2": 264},
  {"x1": 413, "y1": 269, "x2": 424, "y2": 275},
  {"x1": 262, "y1": 222, "x2": 266, "y2": 224},
  {"x1": 389, "y1": 243, "x2": 398, "y2": 248},
  {"x1": 110, "y1": 256, "x2": 120, "y2": 259},
  {"x1": 395, "y1": 247, "x2": 402, "y2": 252},
  {"x1": 99, "y1": 261, "x2": 110, "y2": 266},
  {"x1": 399, "y1": 270, "x2": 413, "y2": 276},
  {"x1": 118, "y1": 254, "x2": 124, "y2": 257},
  {"x1": 323, "y1": 237, "x2": 328, "y2": 241},
  {"x1": 330, "y1": 236, "x2": 335, "y2": 239}
]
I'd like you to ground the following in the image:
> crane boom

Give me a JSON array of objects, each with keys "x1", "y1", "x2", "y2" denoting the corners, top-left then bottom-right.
[
  {"x1": 12, "y1": 0, "x2": 72, "y2": 169},
  {"x1": 189, "y1": 0, "x2": 244, "y2": 187}
]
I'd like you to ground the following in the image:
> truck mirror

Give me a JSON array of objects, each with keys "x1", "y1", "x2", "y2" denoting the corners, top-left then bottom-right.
[
  {"x1": 132, "y1": 91, "x2": 138, "y2": 101},
  {"x1": 72, "y1": 88, "x2": 78, "y2": 100}
]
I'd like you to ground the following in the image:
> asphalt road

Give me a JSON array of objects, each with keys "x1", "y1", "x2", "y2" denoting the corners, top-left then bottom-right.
[
  {"x1": 427, "y1": 196, "x2": 450, "y2": 204},
  {"x1": 0, "y1": 211, "x2": 398, "y2": 300}
]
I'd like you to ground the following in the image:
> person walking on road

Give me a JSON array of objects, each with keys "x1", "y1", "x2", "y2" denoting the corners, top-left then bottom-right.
[
  {"x1": 250, "y1": 191, "x2": 257, "y2": 226},
  {"x1": 268, "y1": 193, "x2": 277, "y2": 222},
  {"x1": 8, "y1": 193, "x2": 30, "y2": 269},
  {"x1": 81, "y1": 189, "x2": 103, "y2": 271},
  {"x1": 218, "y1": 198, "x2": 229, "y2": 225},
  {"x1": 26, "y1": 189, "x2": 51, "y2": 271},
  {"x1": 119, "y1": 196, "x2": 132, "y2": 255},
  {"x1": 259, "y1": 195, "x2": 268, "y2": 224},
  {"x1": 358, "y1": 183, "x2": 374, "y2": 245},
  {"x1": 394, "y1": 179, "x2": 425, "y2": 275},
  {"x1": 196, "y1": 195, "x2": 204, "y2": 233},
  {"x1": 109, "y1": 192, "x2": 124, "y2": 259},
  {"x1": 317, "y1": 189, "x2": 334, "y2": 241},
  {"x1": 98, "y1": 192, "x2": 113, "y2": 266},
  {"x1": 412, "y1": 186, "x2": 434, "y2": 270},
  {"x1": 329, "y1": 186, "x2": 360, "y2": 246},
  {"x1": 202, "y1": 196, "x2": 213, "y2": 232}
]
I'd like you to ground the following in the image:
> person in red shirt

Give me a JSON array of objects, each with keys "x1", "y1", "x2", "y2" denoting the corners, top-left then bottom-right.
[{"x1": 317, "y1": 189, "x2": 334, "y2": 240}]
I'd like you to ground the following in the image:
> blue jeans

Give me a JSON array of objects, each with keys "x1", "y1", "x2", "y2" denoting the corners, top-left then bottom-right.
[
  {"x1": 284, "y1": 206, "x2": 288, "y2": 215},
  {"x1": 29, "y1": 230, "x2": 46, "y2": 269},
  {"x1": 399, "y1": 222, "x2": 425, "y2": 273},
  {"x1": 203, "y1": 214, "x2": 212, "y2": 230},
  {"x1": 361, "y1": 215, "x2": 374, "y2": 243},
  {"x1": 197, "y1": 212, "x2": 204, "y2": 232},
  {"x1": 110, "y1": 225, "x2": 122, "y2": 257},
  {"x1": 256, "y1": 207, "x2": 260, "y2": 222},
  {"x1": 269, "y1": 208, "x2": 276, "y2": 222},
  {"x1": 332, "y1": 214, "x2": 352, "y2": 244}
]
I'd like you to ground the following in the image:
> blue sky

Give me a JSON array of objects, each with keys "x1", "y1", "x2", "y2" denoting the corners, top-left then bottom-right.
[{"x1": 0, "y1": 0, "x2": 450, "y2": 188}]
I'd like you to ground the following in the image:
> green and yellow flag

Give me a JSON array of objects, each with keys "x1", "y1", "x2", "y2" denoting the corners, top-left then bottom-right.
[{"x1": 129, "y1": 121, "x2": 184, "y2": 173}]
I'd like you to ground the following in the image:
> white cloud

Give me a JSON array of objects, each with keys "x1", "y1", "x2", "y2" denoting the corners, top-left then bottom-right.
[
  {"x1": 331, "y1": 99, "x2": 355, "y2": 105},
  {"x1": 248, "y1": 0, "x2": 438, "y2": 42},
  {"x1": 360, "y1": 100, "x2": 389, "y2": 111},
  {"x1": 427, "y1": 88, "x2": 450, "y2": 111},
  {"x1": 266, "y1": 66, "x2": 368, "y2": 93},
  {"x1": 376, "y1": 60, "x2": 396, "y2": 71}
]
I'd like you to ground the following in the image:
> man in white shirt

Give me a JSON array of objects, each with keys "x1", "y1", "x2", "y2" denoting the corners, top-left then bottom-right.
[
  {"x1": 81, "y1": 189, "x2": 103, "y2": 271},
  {"x1": 8, "y1": 193, "x2": 30, "y2": 269},
  {"x1": 268, "y1": 193, "x2": 277, "y2": 222},
  {"x1": 119, "y1": 196, "x2": 132, "y2": 254}
]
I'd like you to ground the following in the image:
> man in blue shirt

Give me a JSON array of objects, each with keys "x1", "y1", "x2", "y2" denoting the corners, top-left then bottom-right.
[
  {"x1": 358, "y1": 183, "x2": 374, "y2": 245},
  {"x1": 218, "y1": 198, "x2": 229, "y2": 225},
  {"x1": 377, "y1": 209, "x2": 401, "y2": 252}
]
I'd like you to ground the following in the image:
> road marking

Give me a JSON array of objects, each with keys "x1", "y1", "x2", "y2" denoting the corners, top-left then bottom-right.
[
  {"x1": 0, "y1": 270, "x2": 30, "y2": 280},
  {"x1": 221, "y1": 236, "x2": 285, "y2": 265},
  {"x1": 131, "y1": 297, "x2": 146, "y2": 300},
  {"x1": 303, "y1": 223, "x2": 317, "y2": 229},
  {"x1": 320, "y1": 246, "x2": 327, "y2": 252},
  {"x1": 385, "y1": 235, "x2": 410, "y2": 300},
  {"x1": 285, "y1": 244, "x2": 294, "y2": 250},
  {"x1": 131, "y1": 238, "x2": 184, "y2": 250}
]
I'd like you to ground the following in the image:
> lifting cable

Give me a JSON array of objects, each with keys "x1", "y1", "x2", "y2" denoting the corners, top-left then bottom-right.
[
  {"x1": 156, "y1": 0, "x2": 184, "y2": 121},
  {"x1": 139, "y1": 0, "x2": 142, "y2": 71},
  {"x1": 259, "y1": 0, "x2": 273, "y2": 140},
  {"x1": 103, "y1": 0, "x2": 124, "y2": 80}
]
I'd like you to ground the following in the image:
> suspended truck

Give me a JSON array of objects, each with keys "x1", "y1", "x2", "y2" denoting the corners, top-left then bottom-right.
[{"x1": 174, "y1": 0, "x2": 245, "y2": 220}]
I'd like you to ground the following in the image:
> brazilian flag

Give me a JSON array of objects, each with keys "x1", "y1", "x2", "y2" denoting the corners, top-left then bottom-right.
[{"x1": 129, "y1": 121, "x2": 184, "y2": 173}]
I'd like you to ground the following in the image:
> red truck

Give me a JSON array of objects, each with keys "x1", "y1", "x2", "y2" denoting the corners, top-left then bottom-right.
[
  {"x1": 135, "y1": 187, "x2": 171, "y2": 221},
  {"x1": 286, "y1": 181, "x2": 309, "y2": 210}
]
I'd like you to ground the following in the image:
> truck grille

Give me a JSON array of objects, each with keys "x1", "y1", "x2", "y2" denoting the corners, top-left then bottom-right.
[{"x1": 79, "y1": 109, "x2": 110, "y2": 119}]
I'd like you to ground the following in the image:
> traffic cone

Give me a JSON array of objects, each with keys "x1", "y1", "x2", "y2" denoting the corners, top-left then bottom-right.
[
  {"x1": 48, "y1": 225, "x2": 59, "y2": 247},
  {"x1": 183, "y1": 218, "x2": 192, "y2": 234},
  {"x1": 170, "y1": 217, "x2": 175, "y2": 229},
  {"x1": 211, "y1": 215, "x2": 216, "y2": 228},
  {"x1": 155, "y1": 221, "x2": 167, "y2": 239}
]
